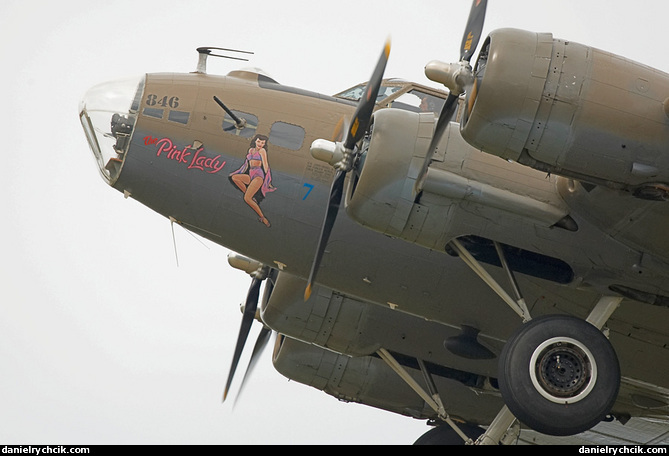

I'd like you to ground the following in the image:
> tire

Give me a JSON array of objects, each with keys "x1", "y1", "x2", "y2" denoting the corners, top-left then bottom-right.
[
  {"x1": 498, "y1": 315, "x2": 620, "y2": 436},
  {"x1": 414, "y1": 423, "x2": 484, "y2": 445}
]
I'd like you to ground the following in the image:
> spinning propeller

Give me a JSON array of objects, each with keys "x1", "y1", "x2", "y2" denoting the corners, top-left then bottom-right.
[
  {"x1": 305, "y1": 2, "x2": 487, "y2": 299},
  {"x1": 305, "y1": 39, "x2": 391, "y2": 301},
  {"x1": 223, "y1": 261, "x2": 276, "y2": 403},
  {"x1": 424, "y1": 0, "x2": 488, "y2": 158},
  {"x1": 224, "y1": 0, "x2": 488, "y2": 406}
]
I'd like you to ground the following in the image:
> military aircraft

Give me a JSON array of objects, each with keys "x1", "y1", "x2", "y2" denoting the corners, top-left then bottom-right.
[{"x1": 78, "y1": 0, "x2": 669, "y2": 445}]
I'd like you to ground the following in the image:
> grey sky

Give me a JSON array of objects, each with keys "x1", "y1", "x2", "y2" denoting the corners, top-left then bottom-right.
[{"x1": 3, "y1": 0, "x2": 667, "y2": 445}]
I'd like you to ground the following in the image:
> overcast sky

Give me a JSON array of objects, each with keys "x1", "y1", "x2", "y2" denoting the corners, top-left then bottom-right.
[{"x1": 3, "y1": 0, "x2": 668, "y2": 445}]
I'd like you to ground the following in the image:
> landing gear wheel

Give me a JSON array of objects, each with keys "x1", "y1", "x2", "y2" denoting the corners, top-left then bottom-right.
[
  {"x1": 413, "y1": 422, "x2": 484, "y2": 445},
  {"x1": 498, "y1": 315, "x2": 620, "y2": 436}
]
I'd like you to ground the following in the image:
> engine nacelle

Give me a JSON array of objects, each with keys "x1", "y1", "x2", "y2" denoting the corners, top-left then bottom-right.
[
  {"x1": 271, "y1": 335, "x2": 502, "y2": 423},
  {"x1": 260, "y1": 273, "x2": 382, "y2": 357},
  {"x1": 460, "y1": 28, "x2": 669, "y2": 197},
  {"x1": 345, "y1": 109, "x2": 434, "y2": 235},
  {"x1": 271, "y1": 335, "x2": 435, "y2": 419}
]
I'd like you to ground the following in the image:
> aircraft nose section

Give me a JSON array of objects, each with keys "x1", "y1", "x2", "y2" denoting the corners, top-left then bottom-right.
[{"x1": 79, "y1": 76, "x2": 145, "y2": 184}]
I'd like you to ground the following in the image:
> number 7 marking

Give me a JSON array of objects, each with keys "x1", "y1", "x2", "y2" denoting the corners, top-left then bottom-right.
[{"x1": 302, "y1": 183, "x2": 314, "y2": 200}]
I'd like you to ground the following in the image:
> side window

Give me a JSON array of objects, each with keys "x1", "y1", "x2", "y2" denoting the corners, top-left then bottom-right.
[
  {"x1": 222, "y1": 111, "x2": 258, "y2": 138},
  {"x1": 143, "y1": 107, "x2": 164, "y2": 119},
  {"x1": 143, "y1": 108, "x2": 190, "y2": 124},
  {"x1": 269, "y1": 122, "x2": 305, "y2": 151},
  {"x1": 168, "y1": 110, "x2": 190, "y2": 125}
]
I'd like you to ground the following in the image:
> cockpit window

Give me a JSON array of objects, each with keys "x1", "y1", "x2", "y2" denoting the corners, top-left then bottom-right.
[
  {"x1": 335, "y1": 83, "x2": 403, "y2": 104},
  {"x1": 222, "y1": 111, "x2": 258, "y2": 138},
  {"x1": 377, "y1": 85, "x2": 404, "y2": 101},
  {"x1": 391, "y1": 90, "x2": 445, "y2": 115},
  {"x1": 269, "y1": 122, "x2": 305, "y2": 150}
]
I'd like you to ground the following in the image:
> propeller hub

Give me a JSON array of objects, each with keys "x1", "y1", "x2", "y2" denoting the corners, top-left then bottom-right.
[
  {"x1": 311, "y1": 139, "x2": 356, "y2": 172},
  {"x1": 228, "y1": 252, "x2": 264, "y2": 275},
  {"x1": 425, "y1": 60, "x2": 474, "y2": 96},
  {"x1": 310, "y1": 139, "x2": 345, "y2": 167}
]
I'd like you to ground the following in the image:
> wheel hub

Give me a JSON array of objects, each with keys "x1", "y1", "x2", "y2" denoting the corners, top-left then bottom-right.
[
  {"x1": 529, "y1": 337, "x2": 597, "y2": 404},
  {"x1": 537, "y1": 344, "x2": 588, "y2": 397}
]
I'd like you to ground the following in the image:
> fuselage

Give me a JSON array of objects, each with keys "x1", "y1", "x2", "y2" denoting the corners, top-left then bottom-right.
[
  {"x1": 80, "y1": 70, "x2": 537, "y2": 339},
  {"x1": 80, "y1": 68, "x2": 669, "y2": 393}
]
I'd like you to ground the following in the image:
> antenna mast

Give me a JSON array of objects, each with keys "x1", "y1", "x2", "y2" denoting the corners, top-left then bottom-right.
[{"x1": 195, "y1": 47, "x2": 254, "y2": 74}]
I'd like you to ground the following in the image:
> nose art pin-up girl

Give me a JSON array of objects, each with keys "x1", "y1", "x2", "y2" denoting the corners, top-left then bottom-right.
[{"x1": 229, "y1": 134, "x2": 276, "y2": 227}]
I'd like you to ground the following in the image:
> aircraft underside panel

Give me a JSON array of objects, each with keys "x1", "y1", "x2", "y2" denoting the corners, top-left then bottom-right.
[
  {"x1": 260, "y1": 272, "x2": 503, "y2": 378},
  {"x1": 271, "y1": 335, "x2": 503, "y2": 425},
  {"x1": 261, "y1": 272, "x2": 669, "y2": 423}
]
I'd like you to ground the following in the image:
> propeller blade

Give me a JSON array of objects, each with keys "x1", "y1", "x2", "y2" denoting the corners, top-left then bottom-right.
[
  {"x1": 305, "y1": 40, "x2": 391, "y2": 300},
  {"x1": 305, "y1": 169, "x2": 346, "y2": 300},
  {"x1": 417, "y1": 94, "x2": 460, "y2": 191},
  {"x1": 426, "y1": 92, "x2": 460, "y2": 154},
  {"x1": 460, "y1": 0, "x2": 488, "y2": 62},
  {"x1": 223, "y1": 276, "x2": 262, "y2": 402},
  {"x1": 344, "y1": 39, "x2": 391, "y2": 151},
  {"x1": 233, "y1": 326, "x2": 273, "y2": 408},
  {"x1": 422, "y1": 0, "x2": 488, "y2": 177}
]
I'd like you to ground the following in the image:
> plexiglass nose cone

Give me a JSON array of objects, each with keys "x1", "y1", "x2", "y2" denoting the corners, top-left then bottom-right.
[{"x1": 79, "y1": 76, "x2": 144, "y2": 183}]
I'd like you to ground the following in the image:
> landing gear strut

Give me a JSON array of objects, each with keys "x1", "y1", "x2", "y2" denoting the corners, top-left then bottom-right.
[
  {"x1": 449, "y1": 238, "x2": 623, "y2": 442},
  {"x1": 383, "y1": 237, "x2": 623, "y2": 444},
  {"x1": 414, "y1": 422, "x2": 484, "y2": 445}
]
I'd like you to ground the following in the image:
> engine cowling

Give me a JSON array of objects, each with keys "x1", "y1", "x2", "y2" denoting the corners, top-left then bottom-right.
[
  {"x1": 260, "y1": 273, "x2": 382, "y2": 357},
  {"x1": 344, "y1": 109, "x2": 434, "y2": 235},
  {"x1": 460, "y1": 28, "x2": 669, "y2": 197}
]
